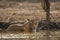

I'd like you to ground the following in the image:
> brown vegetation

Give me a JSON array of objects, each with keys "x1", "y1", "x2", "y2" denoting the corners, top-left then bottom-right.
[{"x1": 0, "y1": 1, "x2": 60, "y2": 32}]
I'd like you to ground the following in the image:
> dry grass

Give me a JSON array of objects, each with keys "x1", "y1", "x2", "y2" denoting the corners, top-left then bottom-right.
[
  {"x1": 0, "y1": 1, "x2": 60, "y2": 22},
  {"x1": 0, "y1": 1, "x2": 60, "y2": 40}
]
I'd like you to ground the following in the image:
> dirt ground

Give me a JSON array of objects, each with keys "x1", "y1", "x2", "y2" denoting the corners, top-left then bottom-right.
[{"x1": 0, "y1": 30, "x2": 60, "y2": 40}]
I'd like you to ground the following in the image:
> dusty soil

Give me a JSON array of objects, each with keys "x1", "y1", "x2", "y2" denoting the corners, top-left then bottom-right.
[{"x1": 0, "y1": 30, "x2": 60, "y2": 40}]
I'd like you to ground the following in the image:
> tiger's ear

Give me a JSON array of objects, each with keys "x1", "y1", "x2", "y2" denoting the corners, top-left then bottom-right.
[{"x1": 27, "y1": 19, "x2": 30, "y2": 21}]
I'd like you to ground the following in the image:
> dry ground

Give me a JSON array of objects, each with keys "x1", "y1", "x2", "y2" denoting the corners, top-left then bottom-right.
[
  {"x1": 0, "y1": 30, "x2": 60, "y2": 40},
  {"x1": 0, "y1": 1, "x2": 60, "y2": 22}
]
